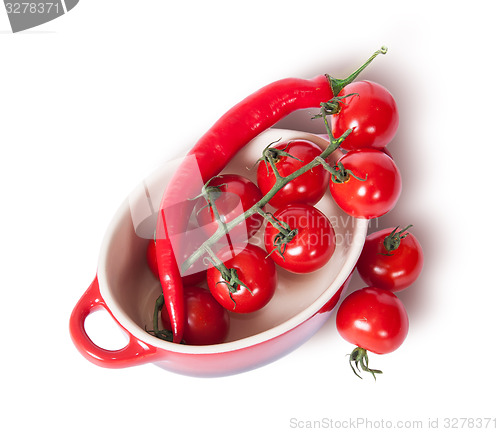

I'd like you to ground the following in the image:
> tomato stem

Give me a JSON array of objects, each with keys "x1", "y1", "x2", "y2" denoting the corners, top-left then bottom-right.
[
  {"x1": 326, "y1": 46, "x2": 387, "y2": 96},
  {"x1": 270, "y1": 228, "x2": 299, "y2": 260},
  {"x1": 256, "y1": 208, "x2": 293, "y2": 237},
  {"x1": 329, "y1": 160, "x2": 368, "y2": 184},
  {"x1": 261, "y1": 144, "x2": 304, "y2": 179},
  {"x1": 255, "y1": 208, "x2": 298, "y2": 260},
  {"x1": 203, "y1": 246, "x2": 252, "y2": 302},
  {"x1": 312, "y1": 93, "x2": 358, "y2": 117},
  {"x1": 348, "y1": 347, "x2": 383, "y2": 380},
  {"x1": 263, "y1": 142, "x2": 303, "y2": 166},
  {"x1": 382, "y1": 225, "x2": 413, "y2": 256}
]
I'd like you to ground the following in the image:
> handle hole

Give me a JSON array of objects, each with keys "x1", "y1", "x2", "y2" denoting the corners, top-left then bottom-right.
[{"x1": 84, "y1": 308, "x2": 130, "y2": 351}]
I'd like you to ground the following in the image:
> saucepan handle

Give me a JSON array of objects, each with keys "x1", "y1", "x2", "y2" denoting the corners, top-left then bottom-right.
[{"x1": 69, "y1": 276, "x2": 158, "y2": 368}]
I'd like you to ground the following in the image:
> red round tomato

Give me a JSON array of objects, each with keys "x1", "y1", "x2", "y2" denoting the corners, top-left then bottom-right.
[
  {"x1": 336, "y1": 287, "x2": 409, "y2": 355},
  {"x1": 331, "y1": 80, "x2": 399, "y2": 151},
  {"x1": 207, "y1": 243, "x2": 277, "y2": 313},
  {"x1": 357, "y1": 226, "x2": 424, "y2": 292},
  {"x1": 161, "y1": 285, "x2": 229, "y2": 345},
  {"x1": 194, "y1": 174, "x2": 263, "y2": 243},
  {"x1": 257, "y1": 140, "x2": 329, "y2": 208},
  {"x1": 264, "y1": 204, "x2": 336, "y2": 274},
  {"x1": 336, "y1": 286, "x2": 409, "y2": 379},
  {"x1": 329, "y1": 148, "x2": 401, "y2": 219}
]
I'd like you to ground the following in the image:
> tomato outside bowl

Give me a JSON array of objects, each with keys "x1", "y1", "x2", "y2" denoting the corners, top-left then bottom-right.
[{"x1": 69, "y1": 128, "x2": 368, "y2": 377}]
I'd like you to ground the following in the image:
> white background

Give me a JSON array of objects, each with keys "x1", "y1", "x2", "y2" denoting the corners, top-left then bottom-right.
[{"x1": 1, "y1": 1, "x2": 499, "y2": 431}]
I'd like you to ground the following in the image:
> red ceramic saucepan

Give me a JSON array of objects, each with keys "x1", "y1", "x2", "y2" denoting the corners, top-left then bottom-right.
[{"x1": 69, "y1": 129, "x2": 368, "y2": 377}]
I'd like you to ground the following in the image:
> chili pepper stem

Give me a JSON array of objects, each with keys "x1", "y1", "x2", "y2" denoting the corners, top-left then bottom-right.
[{"x1": 326, "y1": 46, "x2": 388, "y2": 96}]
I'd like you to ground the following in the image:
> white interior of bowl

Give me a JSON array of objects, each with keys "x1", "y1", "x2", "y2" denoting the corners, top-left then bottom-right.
[{"x1": 97, "y1": 129, "x2": 368, "y2": 354}]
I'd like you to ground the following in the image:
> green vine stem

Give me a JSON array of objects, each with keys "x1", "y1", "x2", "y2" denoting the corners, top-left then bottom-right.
[
  {"x1": 255, "y1": 207, "x2": 292, "y2": 237},
  {"x1": 180, "y1": 127, "x2": 353, "y2": 275},
  {"x1": 258, "y1": 141, "x2": 303, "y2": 177},
  {"x1": 194, "y1": 178, "x2": 231, "y2": 236}
]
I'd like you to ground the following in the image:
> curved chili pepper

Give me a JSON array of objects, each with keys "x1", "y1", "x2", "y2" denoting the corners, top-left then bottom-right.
[{"x1": 156, "y1": 47, "x2": 387, "y2": 343}]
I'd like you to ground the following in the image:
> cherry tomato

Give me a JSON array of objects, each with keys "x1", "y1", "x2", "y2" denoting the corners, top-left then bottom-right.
[
  {"x1": 336, "y1": 286, "x2": 409, "y2": 379},
  {"x1": 331, "y1": 80, "x2": 399, "y2": 151},
  {"x1": 336, "y1": 287, "x2": 409, "y2": 355},
  {"x1": 256, "y1": 140, "x2": 329, "y2": 208},
  {"x1": 207, "y1": 243, "x2": 277, "y2": 313},
  {"x1": 264, "y1": 204, "x2": 336, "y2": 274},
  {"x1": 357, "y1": 226, "x2": 424, "y2": 292},
  {"x1": 147, "y1": 238, "x2": 206, "y2": 286},
  {"x1": 329, "y1": 148, "x2": 401, "y2": 219},
  {"x1": 194, "y1": 174, "x2": 263, "y2": 243},
  {"x1": 161, "y1": 286, "x2": 229, "y2": 345}
]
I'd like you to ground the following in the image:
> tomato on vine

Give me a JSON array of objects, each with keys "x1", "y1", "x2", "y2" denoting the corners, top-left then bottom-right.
[
  {"x1": 257, "y1": 140, "x2": 329, "y2": 208},
  {"x1": 336, "y1": 287, "x2": 409, "y2": 379},
  {"x1": 329, "y1": 148, "x2": 401, "y2": 219},
  {"x1": 194, "y1": 174, "x2": 263, "y2": 244},
  {"x1": 263, "y1": 204, "x2": 336, "y2": 274},
  {"x1": 207, "y1": 243, "x2": 277, "y2": 313},
  {"x1": 159, "y1": 285, "x2": 230, "y2": 345},
  {"x1": 357, "y1": 225, "x2": 423, "y2": 292},
  {"x1": 331, "y1": 80, "x2": 399, "y2": 151}
]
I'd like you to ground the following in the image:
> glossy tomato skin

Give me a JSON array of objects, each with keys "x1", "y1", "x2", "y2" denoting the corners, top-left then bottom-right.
[
  {"x1": 257, "y1": 140, "x2": 329, "y2": 208},
  {"x1": 331, "y1": 80, "x2": 399, "y2": 151},
  {"x1": 264, "y1": 204, "x2": 336, "y2": 274},
  {"x1": 161, "y1": 285, "x2": 229, "y2": 345},
  {"x1": 357, "y1": 228, "x2": 424, "y2": 292},
  {"x1": 336, "y1": 287, "x2": 409, "y2": 355},
  {"x1": 194, "y1": 174, "x2": 263, "y2": 243},
  {"x1": 329, "y1": 149, "x2": 401, "y2": 219},
  {"x1": 207, "y1": 243, "x2": 277, "y2": 313}
]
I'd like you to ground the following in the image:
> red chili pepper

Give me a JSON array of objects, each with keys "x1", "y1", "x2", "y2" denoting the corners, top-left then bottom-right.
[{"x1": 156, "y1": 48, "x2": 387, "y2": 343}]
